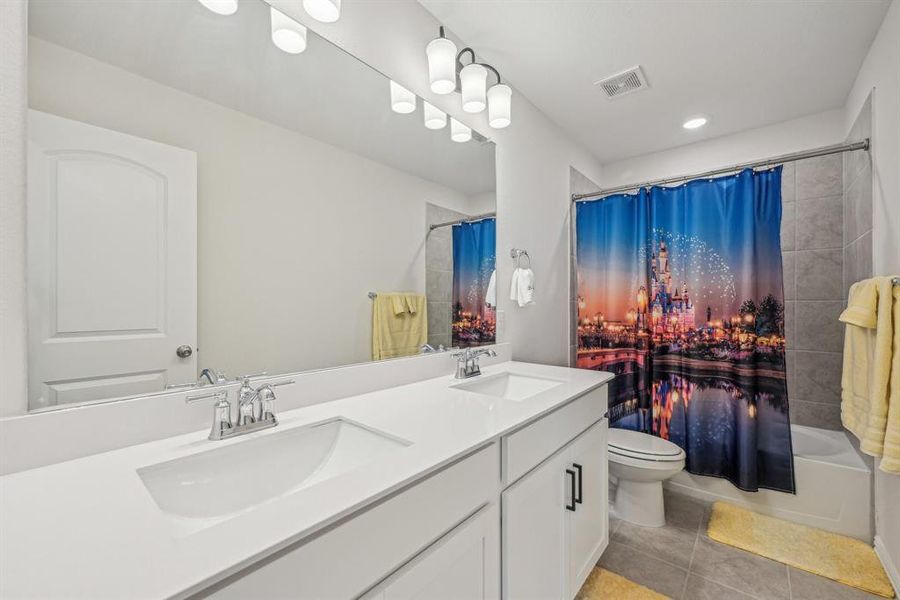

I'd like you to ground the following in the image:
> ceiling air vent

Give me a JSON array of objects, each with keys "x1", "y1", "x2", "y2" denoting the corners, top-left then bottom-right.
[{"x1": 594, "y1": 65, "x2": 648, "y2": 100}]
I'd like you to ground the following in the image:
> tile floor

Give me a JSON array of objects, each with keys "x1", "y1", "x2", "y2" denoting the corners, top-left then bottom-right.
[{"x1": 598, "y1": 490, "x2": 884, "y2": 600}]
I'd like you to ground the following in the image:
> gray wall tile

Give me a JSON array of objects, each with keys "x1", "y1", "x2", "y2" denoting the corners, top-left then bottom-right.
[
  {"x1": 796, "y1": 153, "x2": 842, "y2": 200},
  {"x1": 793, "y1": 351, "x2": 842, "y2": 404},
  {"x1": 844, "y1": 167, "x2": 873, "y2": 245},
  {"x1": 780, "y1": 162, "x2": 795, "y2": 204},
  {"x1": 796, "y1": 195, "x2": 843, "y2": 249},
  {"x1": 780, "y1": 201, "x2": 796, "y2": 251},
  {"x1": 781, "y1": 251, "x2": 796, "y2": 301},
  {"x1": 790, "y1": 399, "x2": 842, "y2": 430},
  {"x1": 794, "y1": 301, "x2": 843, "y2": 352},
  {"x1": 795, "y1": 249, "x2": 842, "y2": 300},
  {"x1": 784, "y1": 300, "x2": 795, "y2": 347}
]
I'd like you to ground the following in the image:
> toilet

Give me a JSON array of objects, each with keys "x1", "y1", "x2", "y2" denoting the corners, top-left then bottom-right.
[{"x1": 608, "y1": 428, "x2": 686, "y2": 527}]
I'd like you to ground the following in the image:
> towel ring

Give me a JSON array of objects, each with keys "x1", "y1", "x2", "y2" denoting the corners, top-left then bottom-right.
[{"x1": 510, "y1": 248, "x2": 531, "y2": 269}]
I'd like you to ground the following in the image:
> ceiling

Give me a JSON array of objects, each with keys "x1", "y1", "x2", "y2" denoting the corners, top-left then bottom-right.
[
  {"x1": 28, "y1": 0, "x2": 495, "y2": 195},
  {"x1": 419, "y1": 0, "x2": 890, "y2": 164}
]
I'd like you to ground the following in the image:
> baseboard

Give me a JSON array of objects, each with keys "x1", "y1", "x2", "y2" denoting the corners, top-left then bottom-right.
[{"x1": 875, "y1": 535, "x2": 900, "y2": 596}]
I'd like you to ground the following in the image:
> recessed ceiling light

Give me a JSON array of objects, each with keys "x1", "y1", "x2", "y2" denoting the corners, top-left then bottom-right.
[{"x1": 683, "y1": 117, "x2": 708, "y2": 130}]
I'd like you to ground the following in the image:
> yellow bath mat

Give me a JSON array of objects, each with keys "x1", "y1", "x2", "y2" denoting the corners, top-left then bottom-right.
[
  {"x1": 576, "y1": 568, "x2": 669, "y2": 600},
  {"x1": 707, "y1": 501, "x2": 895, "y2": 598}
]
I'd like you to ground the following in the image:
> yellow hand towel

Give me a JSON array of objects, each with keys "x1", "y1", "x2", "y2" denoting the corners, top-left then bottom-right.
[
  {"x1": 840, "y1": 277, "x2": 900, "y2": 474},
  {"x1": 881, "y1": 285, "x2": 900, "y2": 473},
  {"x1": 372, "y1": 293, "x2": 428, "y2": 361}
]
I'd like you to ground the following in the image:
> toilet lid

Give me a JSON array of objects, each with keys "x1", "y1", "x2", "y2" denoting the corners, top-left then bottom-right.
[{"x1": 608, "y1": 428, "x2": 685, "y2": 462}]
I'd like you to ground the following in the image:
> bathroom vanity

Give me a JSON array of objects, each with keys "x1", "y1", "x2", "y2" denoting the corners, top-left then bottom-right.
[{"x1": 0, "y1": 362, "x2": 611, "y2": 599}]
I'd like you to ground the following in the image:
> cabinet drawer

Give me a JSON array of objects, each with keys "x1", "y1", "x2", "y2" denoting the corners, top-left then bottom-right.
[
  {"x1": 198, "y1": 442, "x2": 499, "y2": 599},
  {"x1": 502, "y1": 386, "x2": 606, "y2": 486}
]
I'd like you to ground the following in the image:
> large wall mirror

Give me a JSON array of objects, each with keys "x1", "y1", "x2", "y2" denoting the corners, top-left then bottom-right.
[{"x1": 26, "y1": 0, "x2": 497, "y2": 411}]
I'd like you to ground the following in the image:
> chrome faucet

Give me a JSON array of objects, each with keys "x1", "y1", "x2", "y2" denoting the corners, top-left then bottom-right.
[
  {"x1": 199, "y1": 368, "x2": 227, "y2": 386},
  {"x1": 206, "y1": 377, "x2": 291, "y2": 441},
  {"x1": 453, "y1": 347, "x2": 497, "y2": 379}
]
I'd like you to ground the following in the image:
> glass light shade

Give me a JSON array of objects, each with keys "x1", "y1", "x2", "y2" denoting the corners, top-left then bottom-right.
[
  {"x1": 423, "y1": 102, "x2": 447, "y2": 130},
  {"x1": 390, "y1": 81, "x2": 416, "y2": 114},
  {"x1": 487, "y1": 83, "x2": 512, "y2": 128},
  {"x1": 302, "y1": 0, "x2": 340, "y2": 22},
  {"x1": 197, "y1": 0, "x2": 238, "y2": 15},
  {"x1": 270, "y1": 7, "x2": 308, "y2": 54},
  {"x1": 450, "y1": 118, "x2": 471, "y2": 143},
  {"x1": 426, "y1": 36, "x2": 458, "y2": 95},
  {"x1": 460, "y1": 63, "x2": 487, "y2": 113}
]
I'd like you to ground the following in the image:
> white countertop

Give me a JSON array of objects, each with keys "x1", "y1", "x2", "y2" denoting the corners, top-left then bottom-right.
[{"x1": 0, "y1": 361, "x2": 611, "y2": 599}]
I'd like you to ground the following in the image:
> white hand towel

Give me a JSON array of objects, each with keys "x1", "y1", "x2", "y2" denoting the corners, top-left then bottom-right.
[
  {"x1": 516, "y1": 268, "x2": 535, "y2": 307},
  {"x1": 509, "y1": 268, "x2": 520, "y2": 303},
  {"x1": 485, "y1": 270, "x2": 497, "y2": 307},
  {"x1": 509, "y1": 267, "x2": 535, "y2": 307}
]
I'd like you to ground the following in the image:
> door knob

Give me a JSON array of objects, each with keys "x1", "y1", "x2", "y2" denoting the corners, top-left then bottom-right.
[{"x1": 176, "y1": 344, "x2": 193, "y2": 358}]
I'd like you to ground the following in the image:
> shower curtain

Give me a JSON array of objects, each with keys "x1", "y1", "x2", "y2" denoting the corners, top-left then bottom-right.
[
  {"x1": 452, "y1": 218, "x2": 496, "y2": 347},
  {"x1": 576, "y1": 168, "x2": 795, "y2": 493}
]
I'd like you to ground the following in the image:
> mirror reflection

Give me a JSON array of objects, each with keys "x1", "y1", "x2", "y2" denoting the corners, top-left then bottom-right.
[{"x1": 26, "y1": 0, "x2": 496, "y2": 411}]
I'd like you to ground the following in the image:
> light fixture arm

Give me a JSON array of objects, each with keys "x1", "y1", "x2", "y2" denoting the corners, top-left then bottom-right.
[
  {"x1": 454, "y1": 48, "x2": 501, "y2": 90},
  {"x1": 484, "y1": 63, "x2": 502, "y2": 87}
]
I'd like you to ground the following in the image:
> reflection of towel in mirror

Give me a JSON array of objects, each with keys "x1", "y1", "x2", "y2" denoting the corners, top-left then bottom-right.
[
  {"x1": 509, "y1": 268, "x2": 534, "y2": 307},
  {"x1": 485, "y1": 270, "x2": 497, "y2": 307},
  {"x1": 373, "y1": 293, "x2": 427, "y2": 360}
]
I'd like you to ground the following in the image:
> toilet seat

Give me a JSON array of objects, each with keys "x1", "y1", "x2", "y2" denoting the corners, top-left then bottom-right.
[{"x1": 608, "y1": 429, "x2": 685, "y2": 463}]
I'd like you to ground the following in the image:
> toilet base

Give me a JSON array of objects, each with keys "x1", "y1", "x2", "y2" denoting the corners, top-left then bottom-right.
[{"x1": 614, "y1": 479, "x2": 665, "y2": 527}]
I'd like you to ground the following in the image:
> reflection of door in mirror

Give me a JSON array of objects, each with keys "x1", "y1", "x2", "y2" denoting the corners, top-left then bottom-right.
[{"x1": 27, "y1": 110, "x2": 197, "y2": 410}]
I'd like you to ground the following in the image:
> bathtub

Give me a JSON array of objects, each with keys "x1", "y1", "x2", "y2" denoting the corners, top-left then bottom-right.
[{"x1": 665, "y1": 424, "x2": 873, "y2": 541}]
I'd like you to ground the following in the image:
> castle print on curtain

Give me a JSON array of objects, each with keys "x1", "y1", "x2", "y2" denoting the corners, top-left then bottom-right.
[
  {"x1": 576, "y1": 168, "x2": 795, "y2": 493},
  {"x1": 452, "y1": 218, "x2": 496, "y2": 347}
]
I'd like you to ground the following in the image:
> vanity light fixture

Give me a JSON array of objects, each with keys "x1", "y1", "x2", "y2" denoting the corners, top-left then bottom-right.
[
  {"x1": 197, "y1": 0, "x2": 238, "y2": 15},
  {"x1": 425, "y1": 27, "x2": 513, "y2": 127},
  {"x1": 450, "y1": 118, "x2": 472, "y2": 143},
  {"x1": 302, "y1": 0, "x2": 340, "y2": 23},
  {"x1": 426, "y1": 27, "x2": 458, "y2": 95},
  {"x1": 487, "y1": 82, "x2": 512, "y2": 129},
  {"x1": 270, "y1": 6, "x2": 308, "y2": 54},
  {"x1": 683, "y1": 116, "x2": 708, "y2": 130},
  {"x1": 390, "y1": 80, "x2": 417, "y2": 114},
  {"x1": 423, "y1": 101, "x2": 447, "y2": 130},
  {"x1": 459, "y1": 57, "x2": 488, "y2": 113}
]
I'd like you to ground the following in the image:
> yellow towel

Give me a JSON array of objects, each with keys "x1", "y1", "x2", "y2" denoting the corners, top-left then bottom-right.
[
  {"x1": 372, "y1": 293, "x2": 427, "y2": 361},
  {"x1": 840, "y1": 277, "x2": 900, "y2": 474}
]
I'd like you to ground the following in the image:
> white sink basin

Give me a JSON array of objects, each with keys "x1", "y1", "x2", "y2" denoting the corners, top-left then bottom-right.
[
  {"x1": 452, "y1": 372, "x2": 563, "y2": 401},
  {"x1": 137, "y1": 418, "x2": 410, "y2": 521}
]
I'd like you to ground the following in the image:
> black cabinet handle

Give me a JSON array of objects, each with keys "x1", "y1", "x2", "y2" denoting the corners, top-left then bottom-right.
[
  {"x1": 573, "y1": 463, "x2": 583, "y2": 504},
  {"x1": 565, "y1": 469, "x2": 577, "y2": 512}
]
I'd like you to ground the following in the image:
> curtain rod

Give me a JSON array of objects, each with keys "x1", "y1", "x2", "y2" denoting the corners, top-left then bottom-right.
[
  {"x1": 428, "y1": 211, "x2": 496, "y2": 231},
  {"x1": 572, "y1": 139, "x2": 870, "y2": 202}
]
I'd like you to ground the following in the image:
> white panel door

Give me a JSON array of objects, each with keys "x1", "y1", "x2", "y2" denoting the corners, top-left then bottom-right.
[
  {"x1": 502, "y1": 448, "x2": 571, "y2": 600},
  {"x1": 366, "y1": 504, "x2": 500, "y2": 600},
  {"x1": 568, "y1": 420, "x2": 609, "y2": 595},
  {"x1": 27, "y1": 110, "x2": 197, "y2": 408}
]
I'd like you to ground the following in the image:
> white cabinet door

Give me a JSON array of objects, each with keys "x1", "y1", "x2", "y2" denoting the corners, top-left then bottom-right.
[
  {"x1": 366, "y1": 504, "x2": 500, "y2": 600},
  {"x1": 502, "y1": 448, "x2": 572, "y2": 600},
  {"x1": 568, "y1": 420, "x2": 609, "y2": 595},
  {"x1": 27, "y1": 110, "x2": 197, "y2": 408}
]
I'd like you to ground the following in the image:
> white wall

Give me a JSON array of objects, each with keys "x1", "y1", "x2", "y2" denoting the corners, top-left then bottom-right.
[
  {"x1": 28, "y1": 38, "x2": 481, "y2": 381},
  {"x1": 599, "y1": 109, "x2": 846, "y2": 188},
  {"x1": 845, "y1": 0, "x2": 900, "y2": 585},
  {"x1": 0, "y1": 0, "x2": 28, "y2": 417},
  {"x1": 267, "y1": 0, "x2": 604, "y2": 368}
]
